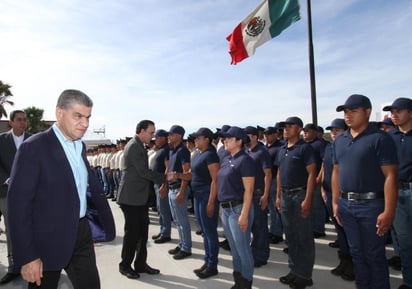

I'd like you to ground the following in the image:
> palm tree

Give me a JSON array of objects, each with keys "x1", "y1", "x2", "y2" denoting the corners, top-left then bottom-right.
[{"x1": 0, "y1": 80, "x2": 14, "y2": 119}]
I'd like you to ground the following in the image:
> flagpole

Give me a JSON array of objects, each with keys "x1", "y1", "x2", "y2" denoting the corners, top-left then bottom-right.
[{"x1": 306, "y1": 0, "x2": 318, "y2": 125}]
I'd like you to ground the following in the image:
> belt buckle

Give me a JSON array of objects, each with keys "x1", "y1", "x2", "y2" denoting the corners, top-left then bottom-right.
[{"x1": 347, "y1": 192, "x2": 356, "y2": 200}]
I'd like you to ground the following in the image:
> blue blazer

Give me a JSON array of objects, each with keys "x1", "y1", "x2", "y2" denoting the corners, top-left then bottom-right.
[{"x1": 7, "y1": 127, "x2": 115, "y2": 270}]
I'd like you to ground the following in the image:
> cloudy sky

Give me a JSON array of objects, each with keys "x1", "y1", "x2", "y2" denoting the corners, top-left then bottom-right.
[{"x1": 1, "y1": 0, "x2": 411, "y2": 141}]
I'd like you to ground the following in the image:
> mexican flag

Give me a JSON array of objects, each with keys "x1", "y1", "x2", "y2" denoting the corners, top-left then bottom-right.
[{"x1": 227, "y1": 0, "x2": 301, "y2": 65}]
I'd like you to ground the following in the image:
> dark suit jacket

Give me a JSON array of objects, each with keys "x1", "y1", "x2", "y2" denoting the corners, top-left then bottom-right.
[
  {"x1": 0, "y1": 130, "x2": 31, "y2": 198},
  {"x1": 7, "y1": 127, "x2": 115, "y2": 270},
  {"x1": 117, "y1": 136, "x2": 164, "y2": 206}
]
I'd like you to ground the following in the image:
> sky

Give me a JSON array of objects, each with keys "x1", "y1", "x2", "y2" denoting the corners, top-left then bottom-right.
[{"x1": 1, "y1": 0, "x2": 411, "y2": 141}]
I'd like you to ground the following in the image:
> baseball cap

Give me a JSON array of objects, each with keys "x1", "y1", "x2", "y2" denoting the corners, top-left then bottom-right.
[
  {"x1": 379, "y1": 118, "x2": 394, "y2": 126},
  {"x1": 169, "y1": 125, "x2": 185, "y2": 136},
  {"x1": 221, "y1": 126, "x2": 248, "y2": 143},
  {"x1": 325, "y1": 118, "x2": 347, "y2": 130},
  {"x1": 154, "y1": 129, "x2": 169, "y2": 138},
  {"x1": 336, "y1": 94, "x2": 372, "y2": 112},
  {"x1": 193, "y1": 127, "x2": 214, "y2": 139},
  {"x1": 303, "y1": 123, "x2": 317, "y2": 131},
  {"x1": 264, "y1": 126, "x2": 277, "y2": 134},
  {"x1": 244, "y1": 126, "x2": 258, "y2": 136},
  {"x1": 279, "y1": 116, "x2": 304, "y2": 128},
  {"x1": 382, "y1": 97, "x2": 412, "y2": 111}
]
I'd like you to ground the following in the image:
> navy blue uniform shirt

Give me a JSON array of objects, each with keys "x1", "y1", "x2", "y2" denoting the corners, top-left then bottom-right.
[
  {"x1": 322, "y1": 143, "x2": 333, "y2": 192},
  {"x1": 218, "y1": 150, "x2": 256, "y2": 202},
  {"x1": 266, "y1": 140, "x2": 284, "y2": 179},
  {"x1": 245, "y1": 142, "x2": 272, "y2": 191},
  {"x1": 217, "y1": 145, "x2": 230, "y2": 164},
  {"x1": 191, "y1": 147, "x2": 219, "y2": 193},
  {"x1": 151, "y1": 144, "x2": 169, "y2": 173},
  {"x1": 276, "y1": 139, "x2": 316, "y2": 188},
  {"x1": 387, "y1": 128, "x2": 412, "y2": 182},
  {"x1": 307, "y1": 138, "x2": 327, "y2": 173},
  {"x1": 332, "y1": 124, "x2": 398, "y2": 192},
  {"x1": 168, "y1": 142, "x2": 191, "y2": 183}
]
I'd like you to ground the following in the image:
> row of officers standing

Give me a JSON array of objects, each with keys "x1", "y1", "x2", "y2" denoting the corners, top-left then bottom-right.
[{"x1": 85, "y1": 94, "x2": 411, "y2": 289}]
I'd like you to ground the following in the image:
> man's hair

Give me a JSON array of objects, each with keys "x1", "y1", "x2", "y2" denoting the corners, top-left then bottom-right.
[
  {"x1": 9, "y1": 110, "x2": 26, "y2": 121},
  {"x1": 56, "y1": 89, "x2": 93, "y2": 110},
  {"x1": 136, "y1": 120, "x2": 155, "y2": 134}
]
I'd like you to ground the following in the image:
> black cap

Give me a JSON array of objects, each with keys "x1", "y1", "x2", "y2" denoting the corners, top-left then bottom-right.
[
  {"x1": 325, "y1": 118, "x2": 347, "y2": 130},
  {"x1": 303, "y1": 123, "x2": 317, "y2": 131},
  {"x1": 244, "y1": 126, "x2": 258, "y2": 136},
  {"x1": 382, "y1": 97, "x2": 412, "y2": 111},
  {"x1": 279, "y1": 116, "x2": 304, "y2": 128},
  {"x1": 264, "y1": 126, "x2": 277, "y2": 134},
  {"x1": 155, "y1": 129, "x2": 169, "y2": 138},
  {"x1": 336, "y1": 94, "x2": 372, "y2": 112},
  {"x1": 169, "y1": 125, "x2": 185, "y2": 136},
  {"x1": 193, "y1": 127, "x2": 214, "y2": 139},
  {"x1": 221, "y1": 126, "x2": 248, "y2": 143}
]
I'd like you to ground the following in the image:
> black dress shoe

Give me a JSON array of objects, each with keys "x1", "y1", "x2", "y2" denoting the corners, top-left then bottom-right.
[
  {"x1": 193, "y1": 263, "x2": 207, "y2": 274},
  {"x1": 0, "y1": 272, "x2": 20, "y2": 284},
  {"x1": 254, "y1": 259, "x2": 268, "y2": 268},
  {"x1": 173, "y1": 250, "x2": 192, "y2": 260},
  {"x1": 136, "y1": 264, "x2": 160, "y2": 275},
  {"x1": 283, "y1": 247, "x2": 289, "y2": 254},
  {"x1": 196, "y1": 267, "x2": 218, "y2": 279},
  {"x1": 154, "y1": 236, "x2": 171, "y2": 244},
  {"x1": 219, "y1": 239, "x2": 231, "y2": 251},
  {"x1": 168, "y1": 246, "x2": 181, "y2": 255},
  {"x1": 313, "y1": 231, "x2": 326, "y2": 238},
  {"x1": 289, "y1": 276, "x2": 313, "y2": 289},
  {"x1": 270, "y1": 235, "x2": 284, "y2": 244},
  {"x1": 328, "y1": 239, "x2": 339, "y2": 248},
  {"x1": 119, "y1": 267, "x2": 140, "y2": 279},
  {"x1": 152, "y1": 233, "x2": 161, "y2": 240},
  {"x1": 279, "y1": 272, "x2": 296, "y2": 284}
]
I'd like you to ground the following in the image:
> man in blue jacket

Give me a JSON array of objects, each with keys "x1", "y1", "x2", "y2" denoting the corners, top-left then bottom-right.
[{"x1": 7, "y1": 89, "x2": 115, "y2": 289}]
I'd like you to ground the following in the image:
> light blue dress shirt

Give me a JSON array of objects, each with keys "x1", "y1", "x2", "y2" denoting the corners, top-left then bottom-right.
[{"x1": 52, "y1": 123, "x2": 88, "y2": 218}]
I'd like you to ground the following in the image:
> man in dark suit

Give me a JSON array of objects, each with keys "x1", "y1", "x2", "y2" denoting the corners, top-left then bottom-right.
[
  {"x1": 0, "y1": 110, "x2": 31, "y2": 284},
  {"x1": 7, "y1": 89, "x2": 115, "y2": 289},
  {"x1": 116, "y1": 120, "x2": 166, "y2": 279}
]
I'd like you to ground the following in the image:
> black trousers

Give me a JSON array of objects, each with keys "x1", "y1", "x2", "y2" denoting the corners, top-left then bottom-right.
[
  {"x1": 28, "y1": 218, "x2": 100, "y2": 289},
  {"x1": 119, "y1": 204, "x2": 149, "y2": 271}
]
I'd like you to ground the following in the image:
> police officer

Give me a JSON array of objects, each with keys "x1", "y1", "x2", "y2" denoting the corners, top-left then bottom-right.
[
  {"x1": 276, "y1": 116, "x2": 316, "y2": 289},
  {"x1": 332, "y1": 94, "x2": 398, "y2": 289},
  {"x1": 218, "y1": 126, "x2": 255, "y2": 289},
  {"x1": 244, "y1": 126, "x2": 272, "y2": 268},
  {"x1": 383, "y1": 97, "x2": 412, "y2": 289}
]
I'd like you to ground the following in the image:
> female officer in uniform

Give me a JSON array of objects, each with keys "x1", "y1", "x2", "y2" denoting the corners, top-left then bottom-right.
[{"x1": 218, "y1": 126, "x2": 256, "y2": 289}]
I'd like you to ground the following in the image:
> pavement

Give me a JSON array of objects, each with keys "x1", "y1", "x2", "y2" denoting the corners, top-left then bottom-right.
[{"x1": 0, "y1": 200, "x2": 403, "y2": 289}]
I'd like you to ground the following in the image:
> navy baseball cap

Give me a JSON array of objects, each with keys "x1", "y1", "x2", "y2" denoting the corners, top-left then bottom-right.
[
  {"x1": 279, "y1": 116, "x2": 304, "y2": 128},
  {"x1": 221, "y1": 126, "x2": 248, "y2": 143},
  {"x1": 264, "y1": 126, "x2": 277, "y2": 134},
  {"x1": 325, "y1": 118, "x2": 347, "y2": 130},
  {"x1": 382, "y1": 97, "x2": 412, "y2": 111},
  {"x1": 303, "y1": 123, "x2": 317, "y2": 131},
  {"x1": 336, "y1": 94, "x2": 372, "y2": 112},
  {"x1": 193, "y1": 127, "x2": 214, "y2": 139},
  {"x1": 379, "y1": 118, "x2": 394, "y2": 126},
  {"x1": 244, "y1": 126, "x2": 258, "y2": 136},
  {"x1": 169, "y1": 125, "x2": 185, "y2": 136},
  {"x1": 155, "y1": 129, "x2": 169, "y2": 138}
]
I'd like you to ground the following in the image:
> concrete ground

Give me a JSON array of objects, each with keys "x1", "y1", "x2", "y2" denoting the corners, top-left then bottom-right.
[{"x1": 0, "y1": 201, "x2": 403, "y2": 289}]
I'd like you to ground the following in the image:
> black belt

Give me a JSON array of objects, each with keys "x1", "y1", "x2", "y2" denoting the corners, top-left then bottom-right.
[
  {"x1": 282, "y1": 186, "x2": 306, "y2": 194},
  {"x1": 341, "y1": 191, "x2": 384, "y2": 200},
  {"x1": 220, "y1": 200, "x2": 243, "y2": 208},
  {"x1": 399, "y1": 182, "x2": 412, "y2": 190},
  {"x1": 254, "y1": 189, "x2": 263, "y2": 195},
  {"x1": 168, "y1": 183, "x2": 181, "y2": 190}
]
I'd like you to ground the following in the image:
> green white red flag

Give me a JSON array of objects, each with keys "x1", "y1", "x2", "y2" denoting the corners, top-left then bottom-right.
[{"x1": 227, "y1": 0, "x2": 301, "y2": 65}]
